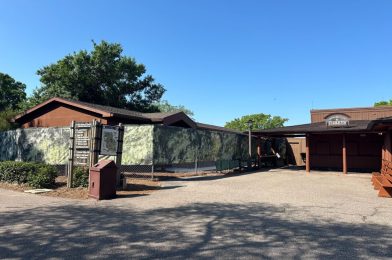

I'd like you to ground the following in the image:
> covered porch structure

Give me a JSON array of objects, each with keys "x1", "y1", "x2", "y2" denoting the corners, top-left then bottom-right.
[{"x1": 253, "y1": 118, "x2": 392, "y2": 175}]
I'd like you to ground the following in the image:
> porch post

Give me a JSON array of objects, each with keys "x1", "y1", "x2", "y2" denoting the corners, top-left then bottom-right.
[
  {"x1": 257, "y1": 138, "x2": 262, "y2": 168},
  {"x1": 342, "y1": 134, "x2": 347, "y2": 174},
  {"x1": 306, "y1": 134, "x2": 310, "y2": 173},
  {"x1": 388, "y1": 130, "x2": 392, "y2": 162}
]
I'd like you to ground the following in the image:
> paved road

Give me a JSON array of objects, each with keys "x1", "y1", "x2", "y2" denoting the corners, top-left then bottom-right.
[{"x1": 1, "y1": 169, "x2": 392, "y2": 259}]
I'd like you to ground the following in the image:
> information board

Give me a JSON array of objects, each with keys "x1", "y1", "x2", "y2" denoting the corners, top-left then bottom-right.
[
  {"x1": 74, "y1": 122, "x2": 91, "y2": 166},
  {"x1": 100, "y1": 125, "x2": 119, "y2": 156}
]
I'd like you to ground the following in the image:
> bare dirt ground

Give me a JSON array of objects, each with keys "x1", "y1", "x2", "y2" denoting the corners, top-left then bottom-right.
[
  {"x1": 0, "y1": 176, "x2": 161, "y2": 200},
  {"x1": 1, "y1": 168, "x2": 392, "y2": 259}
]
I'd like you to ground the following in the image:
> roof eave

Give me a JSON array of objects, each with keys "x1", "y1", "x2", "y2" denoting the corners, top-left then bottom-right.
[{"x1": 14, "y1": 97, "x2": 114, "y2": 122}]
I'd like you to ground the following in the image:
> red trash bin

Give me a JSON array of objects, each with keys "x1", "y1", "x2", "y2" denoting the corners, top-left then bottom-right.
[{"x1": 88, "y1": 160, "x2": 117, "y2": 200}]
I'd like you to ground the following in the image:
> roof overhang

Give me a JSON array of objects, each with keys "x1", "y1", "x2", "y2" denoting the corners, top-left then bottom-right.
[
  {"x1": 150, "y1": 112, "x2": 197, "y2": 128},
  {"x1": 250, "y1": 120, "x2": 390, "y2": 138},
  {"x1": 13, "y1": 97, "x2": 113, "y2": 122}
]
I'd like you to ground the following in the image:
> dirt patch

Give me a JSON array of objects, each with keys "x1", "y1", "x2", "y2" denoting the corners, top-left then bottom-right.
[
  {"x1": 118, "y1": 178, "x2": 160, "y2": 195},
  {"x1": 0, "y1": 182, "x2": 30, "y2": 192},
  {"x1": 0, "y1": 176, "x2": 160, "y2": 200},
  {"x1": 43, "y1": 187, "x2": 89, "y2": 199}
]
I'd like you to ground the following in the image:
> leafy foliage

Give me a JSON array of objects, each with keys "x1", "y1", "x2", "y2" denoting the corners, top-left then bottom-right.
[
  {"x1": 0, "y1": 109, "x2": 19, "y2": 131},
  {"x1": 374, "y1": 99, "x2": 392, "y2": 106},
  {"x1": 72, "y1": 166, "x2": 89, "y2": 188},
  {"x1": 0, "y1": 161, "x2": 36, "y2": 184},
  {"x1": 155, "y1": 100, "x2": 194, "y2": 117},
  {"x1": 27, "y1": 164, "x2": 58, "y2": 188},
  {"x1": 0, "y1": 161, "x2": 57, "y2": 188},
  {"x1": 30, "y1": 40, "x2": 166, "y2": 112},
  {"x1": 0, "y1": 72, "x2": 27, "y2": 111},
  {"x1": 225, "y1": 113, "x2": 288, "y2": 132}
]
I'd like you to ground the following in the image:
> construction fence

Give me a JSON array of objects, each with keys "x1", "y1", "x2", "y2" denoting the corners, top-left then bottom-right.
[{"x1": 0, "y1": 124, "x2": 286, "y2": 179}]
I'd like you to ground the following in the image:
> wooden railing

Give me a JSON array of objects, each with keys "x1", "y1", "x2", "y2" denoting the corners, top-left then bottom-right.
[{"x1": 372, "y1": 159, "x2": 392, "y2": 198}]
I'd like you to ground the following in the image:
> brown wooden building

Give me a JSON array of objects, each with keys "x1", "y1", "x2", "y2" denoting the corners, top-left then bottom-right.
[
  {"x1": 253, "y1": 106, "x2": 392, "y2": 173},
  {"x1": 13, "y1": 97, "x2": 240, "y2": 134}
]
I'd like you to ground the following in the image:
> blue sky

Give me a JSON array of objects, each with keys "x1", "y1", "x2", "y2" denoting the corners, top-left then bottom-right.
[{"x1": 1, "y1": 0, "x2": 391, "y2": 126}]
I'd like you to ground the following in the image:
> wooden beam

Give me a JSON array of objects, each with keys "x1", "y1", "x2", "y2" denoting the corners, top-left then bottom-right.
[
  {"x1": 257, "y1": 138, "x2": 262, "y2": 168},
  {"x1": 342, "y1": 134, "x2": 347, "y2": 174},
  {"x1": 67, "y1": 121, "x2": 76, "y2": 188},
  {"x1": 306, "y1": 134, "x2": 310, "y2": 173}
]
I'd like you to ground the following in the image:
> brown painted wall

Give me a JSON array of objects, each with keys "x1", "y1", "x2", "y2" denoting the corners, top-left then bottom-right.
[
  {"x1": 309, "y1": 133, "x2": 383, "y2": 172},
  {"x1": 383, "y1": 130, "x2": 392, "y2": 162},
  {"x1": 19, "y1": 103, "x2": 107, "y2": 128},
  {"x1": 286, "y1": 137, "x2": 306, "y2": 166},
  {"x1": 311, "y1": 106, "x2": 392, "y2": 123}
]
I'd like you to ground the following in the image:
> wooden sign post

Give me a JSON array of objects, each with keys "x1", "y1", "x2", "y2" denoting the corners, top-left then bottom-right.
[
  {"x1": 116, "y1": 124, "x2": 124, "y2": 186},
  {"x1": 67, "y1": 120, "x2": 124, "y2": 188},
  {"x1": 67, "y1": 121, "x2": 76, "y2": 188},
  {"x1": 99, "y1": 124, "x2": 124, "y2": 186},
  {"x1": 67, "y1": 121, "x2": 93, "y2": 188}
]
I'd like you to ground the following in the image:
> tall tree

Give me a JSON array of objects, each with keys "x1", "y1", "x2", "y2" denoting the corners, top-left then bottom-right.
[
  {"x1": 225, "y1": 113, "x2": 288, "y2": 131},
  {"x1": 0, "y1": 72, "x2": 27, "y2": 111},
  {"x1": 0, "y1": 110, "x2": 19, "y2": 131},
  {"x1": 155, "y1": 100, "x2": 194, "y2": 117},
  {"x1": 374, "y1": 99, "x2": 392, "y2": 106},
  {"x1": 31, "y1": 41, "x2": 165, "y2": 112}
]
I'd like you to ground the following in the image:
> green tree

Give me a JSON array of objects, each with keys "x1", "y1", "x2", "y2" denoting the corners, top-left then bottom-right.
[
  {"x1": 155, "y1": 100, "x2": 194, "y2": 117},
  {"x1": 225, "y1": 113, "x2": 288, "y2": 131},
  {"x1": 0, "y1": 109, "x2": 19, "y2": 131},
  {"x1": 374, "y1": 99, "x2": 392, "y2": 106},
  {"x1": 0, "y1": 72, "x2": 27, "y2": 111},
  {"x1": 31, "y1": 40, "x2": 165, "y2": 112}
]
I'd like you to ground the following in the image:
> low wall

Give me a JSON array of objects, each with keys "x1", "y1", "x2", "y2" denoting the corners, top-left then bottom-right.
[
  {"x1": 0, "y1": 125, "x2": 284, "y2": 168},
  {"x1": 152, "y1": 125, "x2": 257, "y2": 165},
  {"x1": 0, "y1": 127, "x2": 70, "y2": 164}
]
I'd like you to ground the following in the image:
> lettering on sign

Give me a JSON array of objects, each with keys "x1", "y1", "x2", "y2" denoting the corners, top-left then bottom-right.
[
  {"x1": 74, "y1": 150, "x2": 90, "y2": 165},
  {"x1": 74, "y1": 122, "x2": 92, "y2": 166},
  {"x1": 325, "y1": 114, "x2": 350, "y2": 128}
]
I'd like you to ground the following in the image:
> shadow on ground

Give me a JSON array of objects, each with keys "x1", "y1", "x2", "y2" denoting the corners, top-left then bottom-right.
[
  {"x1": 1, "y1": 202, "x2": 391, "y2": 259},
  {"x1": 162, "y1": 168, "x2": 273, "y2": 182}
]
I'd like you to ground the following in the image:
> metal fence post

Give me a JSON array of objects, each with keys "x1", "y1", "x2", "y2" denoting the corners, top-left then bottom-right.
[{"x1": 195, "y1": 149, "x2": 198, "y2": 174}]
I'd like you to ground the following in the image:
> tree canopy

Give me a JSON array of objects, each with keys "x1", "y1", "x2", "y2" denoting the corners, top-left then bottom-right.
[
  {"x1": 31, "y1": 40, "x2": 165, "y2": 112},
  {"x1": 155, "y1": 100, "x2": 194, "y2": 117},
  {"x1": 374, "y1": 99, "x2": 392, "y2": 107},
  {"x1": 225, "y1": 113, "x2": 288, "y2": 132},
  {"x1": 0, "y1": 72, "x2": 26, "y2": 111}
]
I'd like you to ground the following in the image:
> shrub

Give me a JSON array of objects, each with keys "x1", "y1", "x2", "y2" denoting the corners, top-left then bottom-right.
[
  {"x1": 0, "y1": 161, "x2": 58, "y2": 188},
  {"x1": 0, "y1": 161, "x2": 37, "y2": 184},
  {"x1": 27, "y1": 164, "x2": 57, "y2": 188},
  {"x1": 72, "y1": 166, "x2": 89, "y2": 188}
]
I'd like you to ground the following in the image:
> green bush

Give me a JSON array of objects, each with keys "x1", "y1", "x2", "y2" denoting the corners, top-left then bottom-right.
[
  {"x1": 72, "y1": 166, "x2": 89, "y2": 188},
  {"x1": 0, "y1": 161, "x2": 58, "y2": 188},
  {"x1": 27, "y1": 164, "x2": 57, "y2": 188},
  {"x1": 0, "y1": 161, "x2": 37, "y2": 184}
]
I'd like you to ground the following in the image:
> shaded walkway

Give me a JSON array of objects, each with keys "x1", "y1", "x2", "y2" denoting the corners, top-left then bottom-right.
[{"x1": 1, "y1": 202, "x2": 392, "y2": 259}]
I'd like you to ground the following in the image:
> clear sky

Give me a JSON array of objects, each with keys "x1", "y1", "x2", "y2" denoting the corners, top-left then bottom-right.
[{"x1": 1, "y1": 0, "x2": 391, "y2": 126}]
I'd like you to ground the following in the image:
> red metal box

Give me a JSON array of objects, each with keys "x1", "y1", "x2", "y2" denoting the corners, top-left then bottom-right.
[{"x1": 88, "y1": 160, "x2": 117, "y2": 200}]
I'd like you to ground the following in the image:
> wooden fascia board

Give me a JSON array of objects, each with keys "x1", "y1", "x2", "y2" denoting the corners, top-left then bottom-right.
[
  {"x1": 162, "y1": 113, "x2": 197, "y2": 128},
  {"x1": 13, "y1": 97, "x2": 113, "y2": 121}
]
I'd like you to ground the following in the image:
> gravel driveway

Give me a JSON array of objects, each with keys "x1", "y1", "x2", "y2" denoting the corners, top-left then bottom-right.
[{"x1": 1, "y1": 168, "x2": 392, "y2": 259}]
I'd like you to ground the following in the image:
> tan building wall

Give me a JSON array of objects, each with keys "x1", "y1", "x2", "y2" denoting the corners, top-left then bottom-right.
[
  {"x1": 286, "y1": 137, "x2": 306, "y2": 166},
  {"x1": 311, "y1": 106, "x2": 392, "y2": 123}
]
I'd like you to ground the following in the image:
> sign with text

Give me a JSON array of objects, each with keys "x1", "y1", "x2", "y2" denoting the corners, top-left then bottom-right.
[
  {"x1": 100, "y1": 125, "x2": 119, "y2": 156},
  {"x1": 325, "y1": 114, "x2": 350, "y2": 128},
  {"x1": 74, "y1": 122, "x2": 92, "y2": 166}
]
